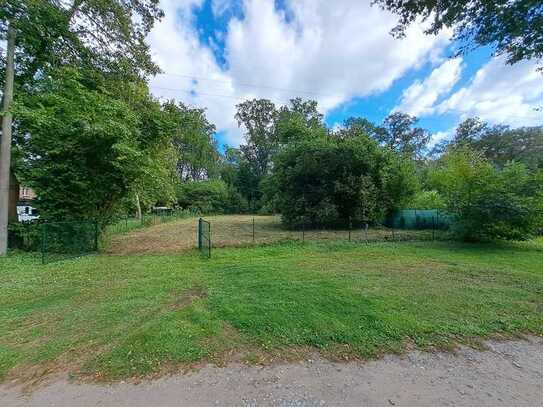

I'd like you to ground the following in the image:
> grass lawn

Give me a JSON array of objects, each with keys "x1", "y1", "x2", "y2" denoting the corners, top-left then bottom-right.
[{"x1": 1, "y1": 239, "x2": 543, "y2": 383}]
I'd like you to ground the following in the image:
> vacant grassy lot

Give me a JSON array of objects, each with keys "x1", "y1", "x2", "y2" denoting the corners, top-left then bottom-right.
[
  {"x1": 106, "y1": 214, "x2": 437, "y2": 254},
  {"x1": 1, "y1": 239, "x2": 543, "y2": 384}
]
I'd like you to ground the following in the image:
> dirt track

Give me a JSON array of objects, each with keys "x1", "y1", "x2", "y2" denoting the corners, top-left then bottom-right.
[{"x1": 2, "y1": 336, "x2": 542, "y2": 406}]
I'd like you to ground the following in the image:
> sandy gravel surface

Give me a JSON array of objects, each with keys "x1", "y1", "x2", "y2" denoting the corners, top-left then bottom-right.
[{"x1": 2, "y1": 336, "x2": 542, "y2": 407}]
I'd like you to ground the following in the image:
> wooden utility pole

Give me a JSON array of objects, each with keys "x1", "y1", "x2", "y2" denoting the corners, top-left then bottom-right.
[{"x1": 0, "y1": 22, "x2": 16, "y2": 256}]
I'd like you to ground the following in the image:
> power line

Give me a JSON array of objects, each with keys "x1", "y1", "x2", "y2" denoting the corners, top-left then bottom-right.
[
  {"x1": 155, "y1": 72, "x2": 335, "y2": 98},
  {"x1": 149, "y1": 85, "x2": 294, "y2": 105},
  {"x1": 151, "y1": 85, "x2": 245, "y2": 100}
]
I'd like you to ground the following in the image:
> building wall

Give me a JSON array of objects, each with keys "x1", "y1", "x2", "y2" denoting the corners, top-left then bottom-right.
[{"x1": 19, "y1": 185, "x2": 37, "y2": 201}]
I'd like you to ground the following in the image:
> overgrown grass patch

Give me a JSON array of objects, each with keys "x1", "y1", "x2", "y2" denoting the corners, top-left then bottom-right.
[{"x1": 1, "y1": 239, "x2": 543, "y2": 382}]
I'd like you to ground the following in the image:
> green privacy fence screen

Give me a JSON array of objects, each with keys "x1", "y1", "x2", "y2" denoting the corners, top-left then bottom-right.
[
  {"x1": 41, "y1": 221, "x2": 99, "y2": 264},
  {"x1": 386, "y1": 209, "x2": 454, "y2": 230},
  {"x1": 198, "y1": 218, "x2": 211, "y2": 258}
]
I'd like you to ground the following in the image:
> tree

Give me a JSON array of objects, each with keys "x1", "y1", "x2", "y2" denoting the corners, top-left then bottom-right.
[
  {"x1": 220, "y1": 147, "x2": 243, "y2": 186},
  {"x1": 339, "y1": 113, "x2": 429, "y2": 158},
  {"x1": 408, "y1": 190, "x2": 446, "y2": 210},
  {"x1": 379, "y1": 112, "x2": 430, "y2": 158},
  {"x1": 271, "y1": 134, "x2": 418, "y2": 228},
  {"x1": 0, "y1": 0, "x2": 164, "y2": 253},
  {"x1": 128, "y1": 144, "x2": 178, "y2": 214},
  {"x1": 15, "y1": 68, "x2": 145, "y2": 223},
  {"x1": 477, "y1": 126, "x2": 543, "y2": 169},
  {"x1": 277, "y1": 98, "x2": 324, "y2": 130},
  {"x1": 437, "y1": 117, "x2": 543, "y2": 169},
  {"x1": 176, "y1": 179, "x2": 247, "y2": 214},
  {"x1": 430, "y1": 147, "x2": 543, "y2": 241},
  {"x1": 235, "y1": 99, "x2": 278, "y2": 178},
  {"x1": 219, "y1": 146, "x2": 262, "y2": 211},
  {"x1": 163, "y1": 102, "x2": 220, "y2": 181},
  {"x1": 1, "y1": 0, "x2": 163, "y2": 81},
  {"x1": 373, "y1": 0, "x2": 543, "y2": 69},
  {"x1": 276, "y1": 99, "x2": 327, "y2": 145},
  {"x1": 454, "y1": 117, "x2": 489, "y2": 144},
  {"x1": 338, "y1": 117, "x2": 386, "y2": 140}
]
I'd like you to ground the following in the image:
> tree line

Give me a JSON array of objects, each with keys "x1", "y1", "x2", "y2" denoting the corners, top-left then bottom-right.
[
  {"x1": 215, "y1": 99, "x2": 543, "y2": 241},
  {"x1": 1, "y1": 0, "x2": 542, "y2": 253}
]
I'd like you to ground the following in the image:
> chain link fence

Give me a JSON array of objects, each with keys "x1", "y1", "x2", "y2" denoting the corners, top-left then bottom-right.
[
  {"x1": 41, "y1": 221, "x2": 99, "y2": 264},
  {"x1": 8, "y1": 210, "x2": 452, "y2": 260},
  {"x1": 196, "y1": 213, "x2": 452, "y2": 251},
  {"x1": 105, "y1": 208, "x2": 197, "y2": 236}
]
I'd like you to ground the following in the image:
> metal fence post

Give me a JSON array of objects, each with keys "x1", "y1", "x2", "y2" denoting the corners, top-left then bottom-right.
[
  {"x1": 41, "y1": 223, "x2": 46, "y2": 265},
  {"x1": 302, "y1": 216, "x2": 305, "y2": 242},
  {"x1": 348, "y1": 217, "x2": 352, "y2": 242},
  {"x1": 252, "y1": 217, "x2": 255, "y2": 243},
  {"x1": 198, "y1": 217, "x2": 202, "y2": 250},
  {"x1": 94, "y1": 220, "x2": 99, "y2": 251}
]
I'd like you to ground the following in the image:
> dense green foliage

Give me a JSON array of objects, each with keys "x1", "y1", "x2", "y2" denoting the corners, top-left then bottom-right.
[
  {"x1": 272, "y1": 135, "x2": 417, "y2": 227},
  {"x1": 3, "y1": 3, "x2": 542, "y2": 242},
  {"x1": 373, "y1": 0, "x2": 543, "y2": 69},
  {"x1": 430, "y1": 148, "x2": 543, "y2": 241},
  {"x1": 176, "y1": 180, "x2": 247, "y2": 214},
  {"x1": 407, "y1": 190, "x2": 446, "y2": 210},
  {"x1": 164, "y1": 102, "x2": 220, "y2": 181},
  {"x1": 0, "y1": 0, "x2": 163, "y2": 81},
  {"x1": 2, "y1": 239, "x2": 543, "y2": 380},
  {"x1": 16, "y1": 69, "x2": 143, "y2": 222},
  {"x1": 433, "y1": 117, "x2": 543, "y2": 169},
  {"x1": 2, "y1": 0, "x2": 221, "y2": 227}
]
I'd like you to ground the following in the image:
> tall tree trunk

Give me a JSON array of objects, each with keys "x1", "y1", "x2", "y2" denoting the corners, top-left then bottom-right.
[
  {"x1": 135, "y1": 193, "x2": 142, "y2": 219},
  {"x1": 0, "y1": 22, "x2": 16, "y2": 256}
]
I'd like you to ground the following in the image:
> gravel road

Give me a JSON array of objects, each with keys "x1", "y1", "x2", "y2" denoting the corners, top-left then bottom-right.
[{"x1": 2, "y1": 336, "x2": 542, "y2": 407}]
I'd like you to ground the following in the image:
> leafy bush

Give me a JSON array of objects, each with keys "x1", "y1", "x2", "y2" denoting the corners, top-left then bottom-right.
[
  {"x1": 408, "y1": 190, "x2": 446, "y2": 210},
  {"x1": 271, "y1": 135, "x2": 418, "y2": 228},
  {"x1": 431, "y1": 148, "x2": 543, "y2": 241},
  {"x1": 7, "y1": 222, "x2": 42, "y2": 251},
  {"x1": 176, "y1": 180, "x2": 248, "y2": 214}
]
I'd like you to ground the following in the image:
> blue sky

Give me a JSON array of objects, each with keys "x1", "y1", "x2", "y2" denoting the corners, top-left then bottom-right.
[{"x1": 148, "y1": 0, "x2": 543, "y2": 149}]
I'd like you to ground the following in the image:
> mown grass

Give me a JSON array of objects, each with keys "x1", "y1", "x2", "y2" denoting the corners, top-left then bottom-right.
[
  {"x1": 106, "y1": 214, "x2": 440, "y2": 255},
  {"x1": 1, "y1": 239, "x2": 543, "y2": 382}
]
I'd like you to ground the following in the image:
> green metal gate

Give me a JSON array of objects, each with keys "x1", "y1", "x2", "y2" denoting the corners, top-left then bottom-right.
[{"x1": 198, "y1": 218, "x2": 211, "y2": 258}]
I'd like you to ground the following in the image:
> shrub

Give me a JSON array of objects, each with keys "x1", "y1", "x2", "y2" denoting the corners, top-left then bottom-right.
[
  {"x1": 408, "y1": 190, "x2": 446, "y2": 210},
  {"x1": 176, "y1": 180, "x2": 248, "y2": 214},
  {"x1": 431, "y1": 148, "x2": 543, "y2": 241},
  {"x1": 7, "y1": 222, "x2": 42, "y2": 251},
  {"x1": 271, "y1": 136, "x2": 418, "y2": 228}
]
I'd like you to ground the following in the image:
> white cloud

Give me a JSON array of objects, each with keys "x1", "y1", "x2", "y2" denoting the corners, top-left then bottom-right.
[
  {"x1": 437, "y1": 56, "x2": 543, "y2": 127},
  {"x1": 225, "y1": 0, "x2": 450, "y2": 113},
  {"x1": 211, "y1": 0, "x2": 234, "y2": 17},
  {"x1": 395, "y1": 57, "x2": 463, "y2": 116},
  {"x1": 148, "y1": 0, "x2": 242, "y2": 143},
  {"x1": 148, "y1": 0, "x2": 451, "y2": 145},
  {"x1": 428, "y1": 129, "x2": 454, "y2": 149}
]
